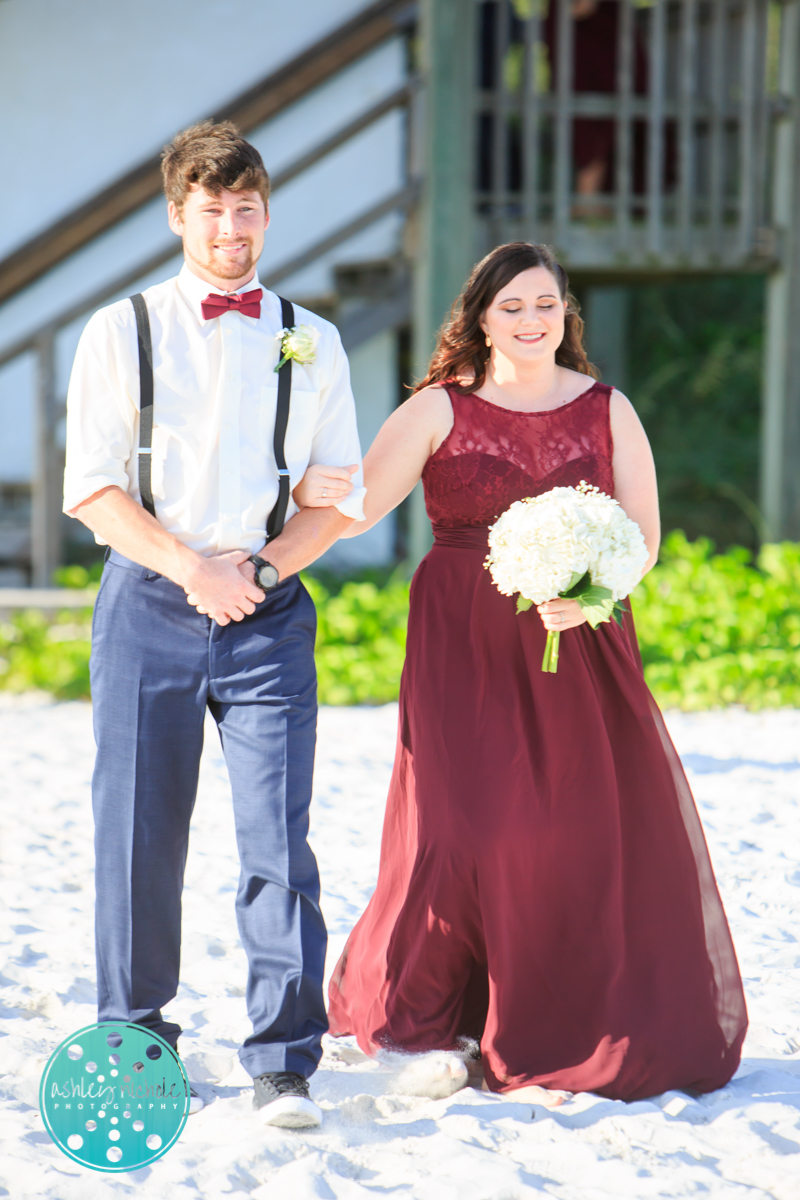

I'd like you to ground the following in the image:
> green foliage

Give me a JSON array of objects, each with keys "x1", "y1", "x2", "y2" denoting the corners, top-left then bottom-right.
[
  {"x1": 634, "y1": 531, "x2": 800, "y2": 710},
  {"x1": 3, "y1": 540, "x2": 799, "y2": 710},
  {"x1": 302, "y1": 572, "x2": 409, "y2": 706},
  {"x1": 0, "y1": 609, "x2": 92, "y2": 700},
  {"x1": 626, "y1": 276, "x2": 765, "y2": 550},
  {"x1": 53, "y1": 563, "x2": 104, "y2": 587}
]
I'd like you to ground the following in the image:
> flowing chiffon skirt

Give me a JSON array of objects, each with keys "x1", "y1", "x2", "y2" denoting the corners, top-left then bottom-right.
[{"x1": 329, "y1": 525, "x2": 747, "y2": 1099}]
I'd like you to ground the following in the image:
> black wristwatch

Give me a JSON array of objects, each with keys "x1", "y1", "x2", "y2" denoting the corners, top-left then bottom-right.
[{"x1": 248, "y1": 555, "x2": 280, "y2": 592}]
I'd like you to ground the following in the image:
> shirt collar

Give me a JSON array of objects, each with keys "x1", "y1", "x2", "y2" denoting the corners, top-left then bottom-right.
[{"x1": 177, "y1": 262, "x2": 275, "y2": 324}]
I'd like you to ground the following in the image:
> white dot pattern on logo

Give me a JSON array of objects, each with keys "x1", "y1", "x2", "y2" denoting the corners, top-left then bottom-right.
[{"x1": 40, "y1": 1023, "x2": 189, "y2": 1172}]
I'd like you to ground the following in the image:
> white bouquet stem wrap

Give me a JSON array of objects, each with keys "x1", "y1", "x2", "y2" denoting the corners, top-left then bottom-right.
[{"x1": 485, "y1": 482, "x2": 649, "y2": 673}]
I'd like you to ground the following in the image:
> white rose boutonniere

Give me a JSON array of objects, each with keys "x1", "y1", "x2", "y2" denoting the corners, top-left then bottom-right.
[{"x1": 275, "y1": 324, "x2": 320, "y2": 372}]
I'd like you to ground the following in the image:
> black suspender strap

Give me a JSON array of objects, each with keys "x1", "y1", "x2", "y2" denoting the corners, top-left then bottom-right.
[
  {"x1": 266, "y1": 296, "x2": 295, "y2": 544},
  {"x1": 128, "y1": 291, "x2": 294, "y2": 539},
  {"x1": 130, "y1": 293, "x2": 156, "y2": 518}
]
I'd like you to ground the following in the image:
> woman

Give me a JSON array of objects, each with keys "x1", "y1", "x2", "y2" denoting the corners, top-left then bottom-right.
[{"x1": 295, "y1": 243, "x2": 747, "y2": 1101}]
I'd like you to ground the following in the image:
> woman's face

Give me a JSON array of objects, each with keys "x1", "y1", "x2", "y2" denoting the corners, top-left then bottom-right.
[{"x1": 480, "y1": 267, "x2": 567, "y2": 369}]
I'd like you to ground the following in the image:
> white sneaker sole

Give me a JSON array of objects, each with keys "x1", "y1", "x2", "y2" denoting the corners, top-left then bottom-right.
[{"x1": 259, "y1": 1095, "x2": 322, "y2": 1129}]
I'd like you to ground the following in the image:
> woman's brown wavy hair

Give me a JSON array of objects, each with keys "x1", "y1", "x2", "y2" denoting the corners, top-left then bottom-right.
[{"x1": 414, "y1": 242, "x2": 598, "y2": 395}]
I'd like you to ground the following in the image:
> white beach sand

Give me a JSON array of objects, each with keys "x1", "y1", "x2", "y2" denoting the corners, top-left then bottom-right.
[{"x1": 1, "y1": 695, "x2": 799, "y2": 1199}]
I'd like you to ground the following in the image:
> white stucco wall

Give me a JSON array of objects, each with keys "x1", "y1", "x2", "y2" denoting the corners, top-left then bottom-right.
[{"x1": 0, "y1": 0, "x2": 376, "y2": 258}]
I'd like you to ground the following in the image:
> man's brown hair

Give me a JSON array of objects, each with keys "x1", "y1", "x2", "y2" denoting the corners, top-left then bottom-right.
[{"x1": 161, "y1": 120, "x2": 270, "y2": 210}]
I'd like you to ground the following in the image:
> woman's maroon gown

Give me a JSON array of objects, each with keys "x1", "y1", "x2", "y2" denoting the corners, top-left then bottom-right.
[{"x1": 328, "y1": 383, "x2": 747, "y2": 1100}]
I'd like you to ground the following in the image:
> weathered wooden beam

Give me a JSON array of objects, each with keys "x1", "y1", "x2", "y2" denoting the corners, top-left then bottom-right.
[
  {"x1": 490, "y1": 0, "x2": 512, "y2": 244},
  {"x1": 677, "y1": 0, "x2": 697, "y2": 257},
  {"x1": 646, "y1": 0, "x2": 666, "y2": 256},
  {"x1": 708, "y1": 0, "x2": 726, "y2": 257},
  {"x1": 554, "y1": 0, "x2": 574, "y2": 249},
  {"x1": 31, "y1": 334, "x2": 62, "y2": 586},
  {"x1": 760, "y1": 0, "x2": 800, "y2": 540},
  {"x1": 521, "y1": 0, "x2": 541, "y2": 231},
  {"x1": 0, "y1": 0, "x2": 416, "y2": 306},
  {"x1": 738, "y1": 0, "x2": 759, "y2": 257},
  {"x1": 414, "y1": 0, "x2": 476, "y2": 367},
  {"x1": 410, "y1": 0, "x2": 477, "y2": 565},
  {"x1": 615, "y1": 0, "x2": 634, "y2": 255}
]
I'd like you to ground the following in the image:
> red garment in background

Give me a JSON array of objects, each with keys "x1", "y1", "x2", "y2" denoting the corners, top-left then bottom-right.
[
  {"x1": 328, "y1": 384, "x2": 747, "y2": 1100},
  {"x1": 544, "y1": 0, "x2": 649, "y2": 192}
]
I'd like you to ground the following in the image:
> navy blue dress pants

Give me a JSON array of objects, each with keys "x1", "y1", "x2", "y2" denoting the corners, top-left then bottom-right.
[{"x1": 90, "y1": 550, "x2": 327, "y2": 1079}]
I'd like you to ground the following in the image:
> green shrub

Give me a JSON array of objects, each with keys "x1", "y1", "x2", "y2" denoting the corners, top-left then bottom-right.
[
  {"x1": 0, "y1": 609, "x2": 93, "y2": 699},
  {"x1": 2, "y1": 539, "x2": 799, "y2": 709},
  {"x1": 626, "y1": 276, "x2": 765, "y2": 550},
  {"x1": 53, "y1": 563, "x2": 104, "y2": 588},
  {"x1": 303, "y1": 572, "x2": 409, "y2": 705},
  {"x1": 634, "y1": 531, "x2": 800, "y2": 709}
]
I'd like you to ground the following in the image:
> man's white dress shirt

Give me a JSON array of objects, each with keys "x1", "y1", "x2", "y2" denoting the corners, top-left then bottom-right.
[{"x1": 63, "y1": 263, "x2": 366, "y2": 555}]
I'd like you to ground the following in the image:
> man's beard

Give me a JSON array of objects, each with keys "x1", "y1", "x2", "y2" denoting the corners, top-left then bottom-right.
[{"x1": 187, "y1": 240, "x2": 255, "y2": 281}]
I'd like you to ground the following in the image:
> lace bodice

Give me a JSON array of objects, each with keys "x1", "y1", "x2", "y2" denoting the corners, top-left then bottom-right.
[{"x1": 421, "y1": 383, "x2": 614, "y2": 528}]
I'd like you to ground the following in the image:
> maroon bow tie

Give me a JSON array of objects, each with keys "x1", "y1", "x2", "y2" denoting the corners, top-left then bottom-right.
[{"x1": 201, "y1": 288, "x2": 262, "y2": 320}]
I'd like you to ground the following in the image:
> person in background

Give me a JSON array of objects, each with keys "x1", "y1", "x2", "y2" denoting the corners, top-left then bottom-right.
[{"x1": 544, "y1": 0, "x2": 650, "y2": 212}]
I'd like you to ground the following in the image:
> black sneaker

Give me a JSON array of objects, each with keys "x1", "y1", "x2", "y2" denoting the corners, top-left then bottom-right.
[{"x1": 253, "y1": 1071, "x2": 322, "y2": 1128}]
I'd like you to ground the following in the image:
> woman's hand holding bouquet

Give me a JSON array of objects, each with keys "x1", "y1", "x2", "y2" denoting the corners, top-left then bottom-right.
[{"x1": 486, "y1": 482, "x2": 649, "y2": 672}]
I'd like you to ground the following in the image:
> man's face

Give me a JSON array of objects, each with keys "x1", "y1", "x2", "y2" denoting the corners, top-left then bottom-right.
[{"x1": 168, "y1": 185, "x2": 269, "y2": 288}]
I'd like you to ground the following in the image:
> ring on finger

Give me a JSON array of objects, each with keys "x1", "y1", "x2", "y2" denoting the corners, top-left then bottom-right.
[{"x1": 321, "y1": 487, "x2": 327, "y2": 498}]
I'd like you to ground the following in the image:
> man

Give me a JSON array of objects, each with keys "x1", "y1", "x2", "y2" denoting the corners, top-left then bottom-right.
[{"x1": 63, "y1": 120, "x2": 365, "y2": 1129}]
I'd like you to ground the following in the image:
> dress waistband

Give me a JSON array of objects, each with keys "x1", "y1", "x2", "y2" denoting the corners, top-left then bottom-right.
[{"x1": 432, "y1": 524, "x2": 491, "y2": 549}]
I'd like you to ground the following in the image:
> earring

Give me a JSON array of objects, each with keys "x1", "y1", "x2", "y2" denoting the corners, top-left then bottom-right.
[{"x1": 485, "y1": 334, "x2": 492, "y2": 348}]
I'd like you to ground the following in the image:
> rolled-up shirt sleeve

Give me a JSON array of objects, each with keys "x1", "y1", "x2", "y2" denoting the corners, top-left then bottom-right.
[
  {"x1": 309, "y1": 330, "x2": 367, "y2": 521},
  {"x1": 62, "y1": 306, "x2": 137, "y2": 514}
]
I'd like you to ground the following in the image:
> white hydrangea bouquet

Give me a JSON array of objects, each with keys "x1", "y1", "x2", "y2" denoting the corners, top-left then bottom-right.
[
  {"x1": 275, "y1": 324, "x2": 320, "y2": 372},
  {"x1": 485, "y1": 482, "x2": 649, "y2": 673}
]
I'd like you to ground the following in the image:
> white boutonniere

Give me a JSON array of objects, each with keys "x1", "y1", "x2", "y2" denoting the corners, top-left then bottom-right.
[{"x1": 275, "y1": 324, "x2": 320, "y2": 372}]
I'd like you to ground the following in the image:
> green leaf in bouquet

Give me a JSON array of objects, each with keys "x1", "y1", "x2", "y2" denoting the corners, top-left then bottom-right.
[
  {"x1": 516, "y1": 596, "x2": 534, "y2": 613},
  {"x1": 611, "y1": 600, "x2": 629, "y2": 628},
  {"x1": 575, "y1": 584, "x2": 616, "y2": 628},
  {"x1": 563, "y1": 571, "x2": 591, "y2": 598}
]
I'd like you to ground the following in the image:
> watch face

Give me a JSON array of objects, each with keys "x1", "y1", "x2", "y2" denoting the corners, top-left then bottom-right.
[{"x1": 257, "y1": 563, "x2": 279, "y2": 590}]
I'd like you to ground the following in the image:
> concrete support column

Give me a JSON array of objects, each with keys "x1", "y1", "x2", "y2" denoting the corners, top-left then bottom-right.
[
  {"x1": 409, "y1": 0, "x2": 478, "y2": 566},
  {"x1": 31, "y1": 333, "x2": 62, "y2": 586},
  {"x1": 761, "y1": 0, "x2": 800, "y2": 540}
]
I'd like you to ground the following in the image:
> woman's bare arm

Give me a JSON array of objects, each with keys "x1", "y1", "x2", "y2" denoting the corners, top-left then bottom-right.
[
  {"x1": 294, "y1": 385, "x2": 454, "y2": 537},
  {"x1": 608, "y1": 389, "x2": 660, "y2": 572}
]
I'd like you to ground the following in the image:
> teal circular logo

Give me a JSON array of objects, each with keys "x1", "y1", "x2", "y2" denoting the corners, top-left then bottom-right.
[{"x1": 40, "y1": 1023, "x2": 190, "y2": 1172}]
